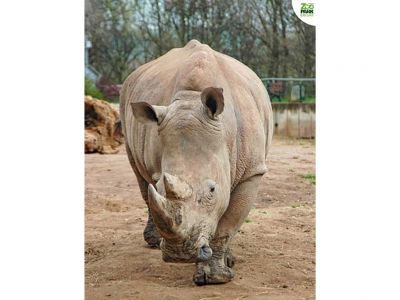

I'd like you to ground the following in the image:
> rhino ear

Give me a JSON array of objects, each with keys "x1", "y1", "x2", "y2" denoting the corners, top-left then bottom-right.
[
  {"x1": 201, "y1": 87, "x2": 224, "y2": 119},
  {"x1": 131, "y1": 102, "x2": 167, "y2": 125}
]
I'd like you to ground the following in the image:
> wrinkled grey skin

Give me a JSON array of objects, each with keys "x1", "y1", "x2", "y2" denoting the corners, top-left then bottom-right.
[{"x1": 119, "y1": 40, "x2": 273, "y2": 285}]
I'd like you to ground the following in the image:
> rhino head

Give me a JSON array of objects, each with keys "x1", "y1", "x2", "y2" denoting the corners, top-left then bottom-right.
[{"x1": 131, "y1": 87, "x2": 231, "y2": 263}]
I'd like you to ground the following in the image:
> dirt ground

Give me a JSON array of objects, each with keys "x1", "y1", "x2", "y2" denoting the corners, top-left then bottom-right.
[{"x1": 85, "y1": 136, "x2": 315, "y2": 300}]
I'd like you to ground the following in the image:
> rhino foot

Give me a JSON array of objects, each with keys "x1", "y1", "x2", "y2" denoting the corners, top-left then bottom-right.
[
  {"x1": 143, "y1": 213, "x2": 161, "y2": 248},
  {"x1": 193, "y1": 260, "x2": 234, "y2": 285}
]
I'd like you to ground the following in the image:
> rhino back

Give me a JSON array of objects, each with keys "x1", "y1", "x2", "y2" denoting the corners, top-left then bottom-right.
[
  {"x1": 214, "y1": 52, "x2": 273, "y2": 188},
  {"x1": 120, "y1": 40, "x2": 272, "y2": 188}
]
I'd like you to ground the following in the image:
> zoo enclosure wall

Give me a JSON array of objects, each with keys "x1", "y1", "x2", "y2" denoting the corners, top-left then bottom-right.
[{"x1": 272, "y1": 103, "x2": 315, "y2": 138}]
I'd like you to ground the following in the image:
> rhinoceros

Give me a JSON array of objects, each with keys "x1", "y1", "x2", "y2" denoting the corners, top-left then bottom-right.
[{"x1": 119, "y1": 40, "x2": 273, "y2": 285}]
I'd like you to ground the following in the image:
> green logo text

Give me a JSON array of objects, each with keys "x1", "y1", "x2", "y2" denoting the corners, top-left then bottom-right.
[{"x1": 301, "y1": 3, "x2": 314, "y2": 17}]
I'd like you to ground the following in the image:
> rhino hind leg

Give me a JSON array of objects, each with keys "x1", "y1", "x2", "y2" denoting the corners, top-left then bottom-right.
[{"x1": 143, "y1": 211, "x2": 161, "y2": 248}]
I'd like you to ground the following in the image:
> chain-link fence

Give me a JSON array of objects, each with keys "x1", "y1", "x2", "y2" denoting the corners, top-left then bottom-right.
[{"x1": 261, "y1": 78, "x2": 316, "y2": 103}]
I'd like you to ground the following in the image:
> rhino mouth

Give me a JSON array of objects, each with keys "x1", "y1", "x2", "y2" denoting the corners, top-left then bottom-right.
[{"x1": 160, "y1": 237, "x2": 212, "y2": 263}]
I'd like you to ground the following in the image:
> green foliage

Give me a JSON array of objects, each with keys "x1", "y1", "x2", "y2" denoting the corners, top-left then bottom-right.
[
  {"x1": 291, "y1": 204, "x2": 301, "y2": 208},
  {"x1": 298, "y1": 174, "x2": 316, "y2": 180},
  {"x1": 270, "y1": 96, "x2": 316, "y2": 103},
  {"x1": 244, "y1": 218, "x2": 251, "y2": 223},
  {"x1": 301, "y1": 97, "x2": 317, "y2": 103},
  {"x1": 85, "y1": 77, "x2": 104, "y2": 100},
  {"x1": 298, "y1": 173, "x2": 316, "y2": 185}
]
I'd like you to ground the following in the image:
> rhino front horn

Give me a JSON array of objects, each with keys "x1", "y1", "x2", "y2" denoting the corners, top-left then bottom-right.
[
  {"x1": 163, "y1": 173, "x2": 193, "y2": 200},
  {"x1": 148, "y1": 184, "x2": 175, "y2": 236}
]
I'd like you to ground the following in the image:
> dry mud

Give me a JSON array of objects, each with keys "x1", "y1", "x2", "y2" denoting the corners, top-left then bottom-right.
[{"x1": 85, "y1": 136, "x2": 316, "y2": 300}]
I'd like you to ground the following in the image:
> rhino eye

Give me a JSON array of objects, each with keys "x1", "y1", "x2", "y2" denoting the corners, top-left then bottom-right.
[{"x1": 205, "y1": 179, "x2": 216, "y2": 194}]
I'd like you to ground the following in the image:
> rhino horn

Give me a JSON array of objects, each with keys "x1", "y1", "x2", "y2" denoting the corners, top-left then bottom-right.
[
  {"x1": 148, "y1": 184, "x2": 175, "y2": 235},
  {"x1": 163, "y1": 173, "x2": 193, "y2": 200}
]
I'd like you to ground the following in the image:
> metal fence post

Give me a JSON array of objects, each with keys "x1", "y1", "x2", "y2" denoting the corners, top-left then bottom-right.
[{"x1": 299, "y1": 81, "x2": 303, "y2": 103}]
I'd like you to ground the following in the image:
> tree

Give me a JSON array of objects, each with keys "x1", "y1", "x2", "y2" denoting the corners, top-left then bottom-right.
[
  {"x1": 85, "y1": 0, "x2": 143, "y2": 83},
  {"x1": 84, "y1": 0, "x2": 316, "y2": 84}
]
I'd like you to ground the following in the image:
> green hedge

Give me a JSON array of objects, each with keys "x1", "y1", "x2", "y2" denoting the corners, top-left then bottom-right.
[{"x1": 85, "y1": 77, "x2": 104, "y2": 100}]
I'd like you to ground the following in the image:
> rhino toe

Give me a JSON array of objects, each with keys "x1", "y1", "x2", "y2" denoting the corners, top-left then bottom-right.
[
  {"x1": 193, "y1": 269, "x2": 208, "y2": 286},
  {"x1": 225, "y1": 247, "x2": 236, "y2": 268}
]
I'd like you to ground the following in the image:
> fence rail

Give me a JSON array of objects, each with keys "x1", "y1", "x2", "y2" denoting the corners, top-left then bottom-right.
[{"x1": 261, "y1": 78, "x2": 316, "y2": 103}]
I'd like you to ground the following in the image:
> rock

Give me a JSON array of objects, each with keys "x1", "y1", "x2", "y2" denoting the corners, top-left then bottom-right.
[{"x1": 85, "y1": 95, "x2": 124, "y2": 154}]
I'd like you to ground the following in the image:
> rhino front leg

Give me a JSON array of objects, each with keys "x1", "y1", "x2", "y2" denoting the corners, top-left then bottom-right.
[
  {"x1": 193, "y1": 237, "x2": 234, "y2": 285},
  {"x1": 193, "y1": 239, "x2": 237, "y2": 285},
  {"x1": 193, "y1": 174, "x2": 263, "y2": 285}
]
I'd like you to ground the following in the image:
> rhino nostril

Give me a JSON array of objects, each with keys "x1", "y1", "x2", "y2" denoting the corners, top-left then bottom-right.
[{"x1": 198, "y1": 245, "x2": 212, "y2": 260}]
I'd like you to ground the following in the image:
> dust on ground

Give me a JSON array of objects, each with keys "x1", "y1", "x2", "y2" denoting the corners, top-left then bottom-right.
[{"x1": 85, "y1": 136, "x2": 315, "y2": 300}]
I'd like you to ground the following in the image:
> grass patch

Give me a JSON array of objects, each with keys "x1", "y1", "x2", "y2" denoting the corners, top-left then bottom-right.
[
  {"x1": 291, "y1": 204, "x2": 301, "y2": 208},
  {"x1": 299, "y1": 173, "x2": 316, "y2": 185},
  {"x1": 298, "y1": 173, "x2": 316, "y2": 180},
  {"x1": 244, "y1": 218, "x2": 251, "y2": 223},
  {"x1": 144, "y1": 209, "x2": 149, "y2": 214}
]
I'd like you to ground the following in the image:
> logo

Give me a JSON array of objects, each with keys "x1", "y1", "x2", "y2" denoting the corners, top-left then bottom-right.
[
  {"x1": 300, "y1": 3, "x2": 314, "y2": 17},
  {"x1": 292, "y1": 0, "x2": 316, "y2": 26}
]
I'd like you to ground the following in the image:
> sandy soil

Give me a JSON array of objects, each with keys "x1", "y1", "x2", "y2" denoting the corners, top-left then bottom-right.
[{"x1": 85, "y1": 136, "x2": 315, "y2": 300}]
